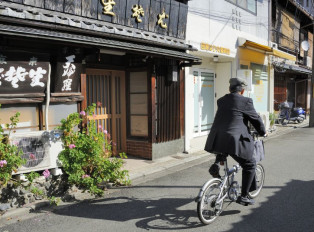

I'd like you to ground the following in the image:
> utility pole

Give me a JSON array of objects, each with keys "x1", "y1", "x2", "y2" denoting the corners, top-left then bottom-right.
[{"x1": 310, "y1": 21, "x2": 314, "y2": 127}]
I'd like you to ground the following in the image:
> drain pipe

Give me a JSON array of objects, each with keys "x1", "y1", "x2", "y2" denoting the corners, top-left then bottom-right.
[
  {"x1": 45, "y1": 64, "x2": 51, "y2": 131},
  {"x1": 183, "y1": 67, "x2": 189, "y2": 154}
]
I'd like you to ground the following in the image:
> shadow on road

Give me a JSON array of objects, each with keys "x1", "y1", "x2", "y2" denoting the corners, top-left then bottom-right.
[
  {"x1": 229, "y1": 179, "x2": 314, "y2": 232},
  {"x1": 51, "y1": 179, "x2": 314, "y2": 231},
  {"x1": 50, "y1": 190, "x2": 243, "y2": 230},
  {"x1": 52, "y1": 196, "x2": 206, "y2": 230}
]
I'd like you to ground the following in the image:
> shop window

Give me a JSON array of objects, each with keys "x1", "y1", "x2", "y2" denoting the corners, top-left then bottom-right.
[
  {"x1": 251, "y1": 63, "x2": 267, "y2": 85},
  {"x1": 227, "y1": 0, "x2": 256, "y2": 14},
  {"x1": 0, "y1": 103, "x2": 78, "y2": 133},
  {"x1": 250, "y1": 63, "x2": 268, "y2": 112},
  {"x1": 129, "y1": 71, "x2": 148, "y2": 137},
  {"x1": 0, "y1": 104, "x2": 39, "y2": 132},
  {"x1": 240, "y1": 64, "x2": 249, "y2": 69},
  {"x1": 43, "y1": 103, "x2": 77, "y2": 129}
]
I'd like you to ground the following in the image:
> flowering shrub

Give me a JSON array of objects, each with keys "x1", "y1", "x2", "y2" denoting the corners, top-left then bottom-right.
[
  {"x1": 58, "y1": 104, "x2": 130, "y2": 196},
  {"x1": 0, "y1": 105, "x2": 25, "y2": 186},
  {"x1": 43, "y1": 169, "x2": 50, "y2": 179}
]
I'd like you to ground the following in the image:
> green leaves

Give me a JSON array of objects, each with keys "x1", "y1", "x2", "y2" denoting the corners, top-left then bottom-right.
[
  {"x1": 58, "y1": 104, "x2": 130, "y2": 196},
  {"x1": 269, "y1": 112, "x2": 278, "y2": 126},
  {"x1": 26, "y1": 171, "x2": 40, "y2": 184},
  {"x1": 0, "y1": 107, "x2": 25, "y2": 186}
]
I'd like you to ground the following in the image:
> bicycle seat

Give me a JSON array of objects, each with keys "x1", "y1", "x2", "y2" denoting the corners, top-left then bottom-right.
[{"x1": 215, "y1": 153, "x2": 228, "y2": 162}]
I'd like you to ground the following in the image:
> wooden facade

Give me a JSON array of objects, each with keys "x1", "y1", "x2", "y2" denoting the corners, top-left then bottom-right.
[
  {"x1": 0, "y1": 0, "x2": 193, "y2": 160},
  {"x1": 272, "y1": 0, "x2": 312, "y2": 113},
  {"x1": 274, "y1": 72, "x2": 308, "y2": 111},
  {"x1": 2, "y1": 0, "x2": 188, "y2": 39}
]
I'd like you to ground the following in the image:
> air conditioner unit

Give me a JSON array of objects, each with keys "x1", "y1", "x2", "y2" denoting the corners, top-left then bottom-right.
[
  {"x1": 10, "y1": 130, "x2": 63, "y2": 174},
  {"x1": 270, "y1": 42, "x2": 278, "y2": 50},
  {"x1": 258, "y1": 112, "x2": 270, "y2": 132}
]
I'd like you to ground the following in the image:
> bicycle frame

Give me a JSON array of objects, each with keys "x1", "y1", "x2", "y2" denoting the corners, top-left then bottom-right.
[{"x1": 196, "y1": 158, "x2": 241, "y2": 203}]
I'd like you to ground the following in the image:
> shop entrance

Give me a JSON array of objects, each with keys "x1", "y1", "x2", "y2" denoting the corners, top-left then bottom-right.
[
  {"x1": 85, "y1": 69, "x2": 126, "y2": 154},
  {"x1": 193, "y1": 70, "x2": 215, "y2": 136}
]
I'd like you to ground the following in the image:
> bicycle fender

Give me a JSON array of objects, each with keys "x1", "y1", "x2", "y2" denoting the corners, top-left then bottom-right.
[{"x1": 195, "y1": 178, "x2": 221, "y2": 203}]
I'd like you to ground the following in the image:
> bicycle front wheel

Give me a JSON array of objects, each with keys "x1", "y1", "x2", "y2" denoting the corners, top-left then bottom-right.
[
  {"x1": 248, "y1": 163, "x2": 265, "y2": 198},
  {"x1": 197, "y1": 179, "x2": 223, "y2": 225}
]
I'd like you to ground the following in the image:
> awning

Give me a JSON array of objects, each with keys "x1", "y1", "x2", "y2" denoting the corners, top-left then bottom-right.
[
  {"x1": 238, "y1": 37, "x2": 297, "y2": 62},
  {"x1": 0, "y1": 24, "x2": 200, "y2": 63},
  {"x1": 271, "y1": 49, "x2": 296, "y2": 62},
  {"x1": 238, "y1": 38, "x2": 272, "y2": 52},
  {"x1": 273, "y1": 61, "x2": 311, "y2": 75}
]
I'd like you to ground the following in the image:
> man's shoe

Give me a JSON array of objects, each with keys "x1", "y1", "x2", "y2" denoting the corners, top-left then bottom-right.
[
  {"x1": 209, "y1": 163, "x2": 221, "y2": 178},
  {"x1": 236, "y1": 196, "x2": 255, "y2": 206}
]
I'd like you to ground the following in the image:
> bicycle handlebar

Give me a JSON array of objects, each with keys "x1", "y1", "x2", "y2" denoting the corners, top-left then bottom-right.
[{"x1": 250, "y1": 130, "x2": 268, "y2": 138}]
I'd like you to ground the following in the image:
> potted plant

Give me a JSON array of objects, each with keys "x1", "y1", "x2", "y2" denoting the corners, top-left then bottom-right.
[{"x1": 269, "y1": 112, "x2": 277, "y2": 132}]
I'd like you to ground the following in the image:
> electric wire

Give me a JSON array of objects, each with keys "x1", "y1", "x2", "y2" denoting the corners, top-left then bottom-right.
[
  {"x1": 188, "y1": 5, "x2": 269, "y2": 28},
  {"x1": 188, "y1": 0, "x2": 270, "y2": 29}
]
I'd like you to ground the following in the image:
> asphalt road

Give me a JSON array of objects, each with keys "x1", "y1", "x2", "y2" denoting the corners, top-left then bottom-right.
[{"x1": 1, "y1": 127, "x2": 314, "y2": 232}]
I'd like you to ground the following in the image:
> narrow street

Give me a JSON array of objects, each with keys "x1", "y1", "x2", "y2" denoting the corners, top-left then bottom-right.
[{"x1": 1, "y1": 127, "x2": 314, "y2": 232}]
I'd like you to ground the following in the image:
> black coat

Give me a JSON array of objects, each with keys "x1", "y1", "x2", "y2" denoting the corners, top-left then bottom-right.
[{"x1": 204, "y1": 93, "x2": 266, "y2": 160}]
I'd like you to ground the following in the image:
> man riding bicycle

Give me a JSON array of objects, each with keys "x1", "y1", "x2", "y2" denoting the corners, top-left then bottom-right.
[{"x1": 204, "y1": 77, "x2": 267, "y2": 206}]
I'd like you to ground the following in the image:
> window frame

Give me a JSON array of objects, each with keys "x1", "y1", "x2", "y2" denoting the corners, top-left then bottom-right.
[
  {"x1": 226, "y1": 0, "x2": 257, "y2": 15},
  {"x1": 127, "y1": 69, "x2": 149, "y2": 140}
]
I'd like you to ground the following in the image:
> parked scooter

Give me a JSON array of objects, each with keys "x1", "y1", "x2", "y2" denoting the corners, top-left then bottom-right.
[{"x1": 277, "y1": 101, "x2": 305, "y2": 125}]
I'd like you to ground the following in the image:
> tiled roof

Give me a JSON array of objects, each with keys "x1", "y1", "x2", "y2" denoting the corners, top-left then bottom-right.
[
  {"x1": 0, "y1": 5, "x2": 194, "y2": 51},
  {"x1": 0, "y1": 23, "x2": 200, "y2": 62}
]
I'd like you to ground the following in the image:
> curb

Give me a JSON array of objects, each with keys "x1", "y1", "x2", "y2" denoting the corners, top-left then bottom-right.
[
  {"x1": 264, "y1": 121, "x2": 309, "y2": 142},
  {"x1": 0, "y1": 200, "x2": 50, "y2": 227},
  {"x1": 130, "y1": 152, "x2": 214, "y2": 186}
]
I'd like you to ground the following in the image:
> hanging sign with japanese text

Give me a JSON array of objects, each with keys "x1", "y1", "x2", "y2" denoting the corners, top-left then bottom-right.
[
  {"x1": 0, "y1": 52, "x2": 49, "y2": 94},
  {"x1": 53, "y1": 53, "x2": 82, "y2": 93}
]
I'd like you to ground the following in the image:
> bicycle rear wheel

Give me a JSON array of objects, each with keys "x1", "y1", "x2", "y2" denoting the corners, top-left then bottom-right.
[
  {"x1": 248, "y1": 164, "x2": 265, "y2": 198},
  {"x1": 197, "y1": 179, "x2": 223, "y2": 225}
]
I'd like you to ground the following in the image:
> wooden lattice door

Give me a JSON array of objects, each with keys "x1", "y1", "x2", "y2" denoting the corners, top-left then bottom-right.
[{"x1": 84, "y1": 69, "x2": 126, "y2": 154}]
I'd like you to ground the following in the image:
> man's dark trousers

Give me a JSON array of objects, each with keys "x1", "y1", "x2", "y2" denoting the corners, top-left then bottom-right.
[
  {"x1": 230, "y1": 154, "x2": 257, "y2": 196},
  {"x1": 214, "y1": 154, "x2": 257, "y2": 196}
]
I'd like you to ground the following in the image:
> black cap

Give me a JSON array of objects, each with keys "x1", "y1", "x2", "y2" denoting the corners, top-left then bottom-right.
[{"x1": 229, "y1": 77, "x2": 248, "y2": 88}]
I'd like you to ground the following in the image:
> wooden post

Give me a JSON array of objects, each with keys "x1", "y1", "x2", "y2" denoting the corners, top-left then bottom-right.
[
  {"x1": 81, "y1": 74, "x2": 87, "y2": 111},
  {"x1": 151, "y1": 74, "x2": 156, "y2": 143},
  {"x1": 38, "y1": 103, "x2": 43, "y2": 131}
]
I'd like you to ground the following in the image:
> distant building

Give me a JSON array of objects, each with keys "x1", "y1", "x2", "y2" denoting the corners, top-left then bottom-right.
[
  {"x1": 184, "y1": 0, "x2": 271, "y2": 153},
  {"x1": 271, "y1": 0, "x2": 313, "y2": 112}
]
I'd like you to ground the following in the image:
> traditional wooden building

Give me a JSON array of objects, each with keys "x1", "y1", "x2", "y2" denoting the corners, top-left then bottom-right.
[
  {"x1": 0, "y1": 0, "x2": 199, "y2": 167},
  {"x1": 271, "y1": 0, "x2": 313, "y2": 111}
]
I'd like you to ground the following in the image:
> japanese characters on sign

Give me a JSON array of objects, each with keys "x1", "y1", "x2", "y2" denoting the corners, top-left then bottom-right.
[
  {"x1": 157, "y1": 10, "x2": 169, "y2": 29},
  {"x1": 61, "y1": 55, "x2": 76, "y2": 91},
  {"x1": 100, "y1": 0, "x2": 169, "y2": 29},
  {"x1": 101, "y1": 0, "x2": 116, "y2": 16},
  {"x1": 0, "y1": 53, "x2": 49, "y2": 94},
  {"x1": 54, "y1": 54, "x2": 82, "y2": 93},
  {"x1": 132, "y1": 4, "x2": 144, "y2": 23},
  {"x1": 200, "y1": 42, "x2": 231, "y2": 55}
]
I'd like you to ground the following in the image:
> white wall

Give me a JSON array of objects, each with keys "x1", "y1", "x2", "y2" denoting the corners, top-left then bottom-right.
[
  {"x1": 184, "y1": 0, "x2": 270, "y2": 153},
  {"x1": 187, "y1": 0, "x2": 269, "y2": 52}
]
